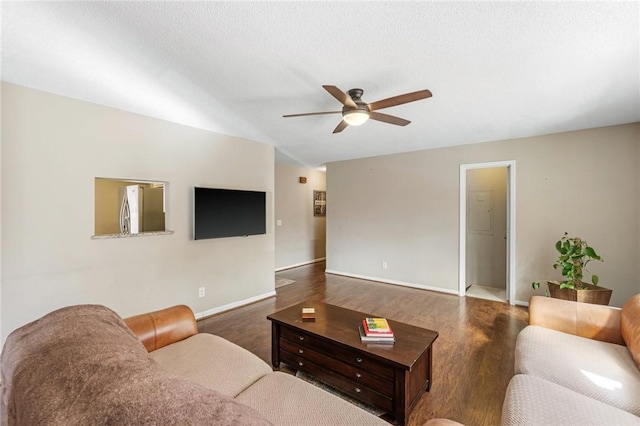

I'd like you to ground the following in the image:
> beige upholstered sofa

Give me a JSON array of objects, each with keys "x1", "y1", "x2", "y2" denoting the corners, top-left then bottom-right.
[
  {"x1": 1, "y1": 304, "x2": 389, "y2": 425},
  {"x1": 502, "y1": 294, "x2": 640, "y2": 425}
]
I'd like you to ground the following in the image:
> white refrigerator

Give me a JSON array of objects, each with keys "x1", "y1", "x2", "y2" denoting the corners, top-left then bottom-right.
[
  {"x1": 119, "y1": 185, "x2": 142, "y2": 234},
  {"x1": 118, "y1": 184, "x2": 165, "y2": 234}
]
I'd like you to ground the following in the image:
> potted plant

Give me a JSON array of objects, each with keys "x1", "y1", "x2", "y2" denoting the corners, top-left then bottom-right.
[{"x1": 532, "y1": 232, "x2": 611, "y2": 305}]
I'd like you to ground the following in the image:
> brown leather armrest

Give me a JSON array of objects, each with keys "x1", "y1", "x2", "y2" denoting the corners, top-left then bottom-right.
[
  {"x1": 529, "y1": 296, "x2": 624, "y2": 345},
  {"x1": 124, "y1": 305, "x2": 198, "y2": 352}
]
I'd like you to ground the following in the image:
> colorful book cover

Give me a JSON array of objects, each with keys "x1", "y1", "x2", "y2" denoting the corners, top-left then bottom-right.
[
  {"x1": 364, "y1": 317, "x2": 391, "y2": 332},
  {"x1": 358, "y1": 325, "x2": 395, "y2": 343},
  {"x1": 362, "y1": 319, "x2": 394, "y2": 337}
]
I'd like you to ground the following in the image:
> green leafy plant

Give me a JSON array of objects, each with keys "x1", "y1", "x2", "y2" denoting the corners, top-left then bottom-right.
[{"x1": 532, "y1": 232, "x2": 604, "y2": 291}]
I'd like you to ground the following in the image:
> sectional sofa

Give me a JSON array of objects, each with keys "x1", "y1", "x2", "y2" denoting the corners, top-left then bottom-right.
[
  {"x1": 1, "y1": 303, "x2": 389, "y2": 425},
  {"x1": 502, "y1": 294, "x2": 640, "y2": 425}
]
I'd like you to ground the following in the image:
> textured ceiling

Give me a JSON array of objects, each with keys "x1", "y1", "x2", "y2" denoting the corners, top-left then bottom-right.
[{"x1": 2, "y1": 1, "x2": 639, "y2": 168}]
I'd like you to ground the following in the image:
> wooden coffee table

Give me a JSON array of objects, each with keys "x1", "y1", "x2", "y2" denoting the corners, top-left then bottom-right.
[{"x1": 267, "y1": 301, "x2": 438, "y2": 425}]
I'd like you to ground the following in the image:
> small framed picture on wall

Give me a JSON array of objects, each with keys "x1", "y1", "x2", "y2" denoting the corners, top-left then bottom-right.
[{"x1": 314, "y1": 190, "x2": 326, "y2": 217}]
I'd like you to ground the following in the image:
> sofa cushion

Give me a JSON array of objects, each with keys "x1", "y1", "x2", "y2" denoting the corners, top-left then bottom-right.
[
  {"x1": 621, "y1": 294, "x2": 640, "y2": 368},
  {"x1": 1, "y1": 304, "x2": 271, "y2": 425},
  {"x1": 515, "y1": 325, "x2": 640, "y2": 416},
  {"x1": 502, "y1": 374, "x2": 640, "y2": 426},
  {"x1": 149, "y1": 332, "x2": 273, "y2": 397},
  {"x1": 235, "y1": 371, "x2": 389, "y2": 425}
]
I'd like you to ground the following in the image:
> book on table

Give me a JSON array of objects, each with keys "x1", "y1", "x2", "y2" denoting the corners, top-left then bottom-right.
[
  {"x1": 358, "y1": 325, "x2": 395, "y2": 343},
  {"x1": 301, "y1": 307, "x2": 316, "y2": 321},
  {"x1": 364, "y1": 317, "x2": 391, "y2": 332},
  {"x1": 362, "y1": 319, "x2": 394, "y2": 337}
]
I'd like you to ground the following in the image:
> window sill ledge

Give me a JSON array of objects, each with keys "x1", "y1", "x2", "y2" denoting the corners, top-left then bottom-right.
[{"x1": 91, "y1": 230, "x2": 174, "y2": 239}]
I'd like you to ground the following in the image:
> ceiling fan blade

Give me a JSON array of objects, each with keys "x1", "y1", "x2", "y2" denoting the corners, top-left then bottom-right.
[
  {"x1": 323, "y1": 85, "x2": 357, "y2": 109},
  {"x1": 283, "y1": 111, "x2": 341, "y2": 118},
  {"x1": 332, "y1": 120, "x2": 349, "y2": 133},
  {"x1": 368, "y1": 89, "x2": 432, "y2": 111},
  {"x1": 369, "y1": 111, "x2": 411, "y2": 126}
]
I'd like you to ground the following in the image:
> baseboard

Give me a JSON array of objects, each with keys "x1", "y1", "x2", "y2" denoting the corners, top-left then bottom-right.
[
  {"x1": 194, "y1": 291, "x2": 276, "y2": 320},
  {"x1": 324, "y1": 269, "x2": 460, "y2": 296},
  {"x1": 275, "y1": 257, "x2": 326, "y2": 272},
  {"x1": 276, "y1": 265, "x2": 530, "y2": 306}
]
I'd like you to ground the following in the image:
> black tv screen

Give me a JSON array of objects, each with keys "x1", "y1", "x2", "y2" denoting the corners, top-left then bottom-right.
[{"x1": 194, "y1": 187, "x2": 266, "y2": 240}]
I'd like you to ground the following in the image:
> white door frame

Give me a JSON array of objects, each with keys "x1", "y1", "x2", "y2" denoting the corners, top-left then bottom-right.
[{"x1": 459, "y1": 160, "x2": 516, "y2": 305}]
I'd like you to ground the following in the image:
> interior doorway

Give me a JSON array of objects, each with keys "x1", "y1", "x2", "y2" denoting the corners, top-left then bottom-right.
[{"x1": 459, "y1": 161, "x2": 516, "y2": 305}]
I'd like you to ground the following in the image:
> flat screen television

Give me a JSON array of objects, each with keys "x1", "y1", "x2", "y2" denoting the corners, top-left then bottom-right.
[{"x1": 194, "y1": 187, "x2": 266, "y2": 240}]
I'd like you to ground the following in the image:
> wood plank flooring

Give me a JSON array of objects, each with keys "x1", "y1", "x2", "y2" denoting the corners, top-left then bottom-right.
[{"x1": 198, "y1": 261, "x2": 529, "y2": 426}]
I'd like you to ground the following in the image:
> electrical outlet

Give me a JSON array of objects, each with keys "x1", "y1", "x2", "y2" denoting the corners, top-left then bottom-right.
[
  {"x1": 382, "y1": 261, "x2": 388, "y2": 269},
  {"x1": 198, "y1": 287, "x2": 205, "y2": 298}
]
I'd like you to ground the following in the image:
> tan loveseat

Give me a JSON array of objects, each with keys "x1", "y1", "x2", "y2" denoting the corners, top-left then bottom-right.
[
  {"x1": 1, "y1": 304, "x2": 389, "y2": 425},
  {"x1": 501, "y1": 294, "x2": 640, "y2": 425}
]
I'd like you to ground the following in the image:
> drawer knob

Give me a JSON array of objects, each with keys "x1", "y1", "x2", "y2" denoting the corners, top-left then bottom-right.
[
  {"x1": 299, "y1": 336, "x2": 305, "y2": 341},
  {"x1": 356, "y1": 357, "x2": 363, "y2": 363},
  {"x1": 355, "y1": 372, "x2": 362, "y2": 378},
  {"x1": 355, "y1": 387, "x2": 362, "y2": 393},
  {"x1": 298, "y1": 361, "x2": 304, "y2": 367},
  {"x1": 298, "y1": 349, "x2": 304, "y2": 354}
]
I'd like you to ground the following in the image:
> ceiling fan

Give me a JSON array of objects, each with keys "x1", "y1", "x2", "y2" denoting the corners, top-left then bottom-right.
[{"x1": 283, "y1": 85, "x2": 432, "y2": 133}]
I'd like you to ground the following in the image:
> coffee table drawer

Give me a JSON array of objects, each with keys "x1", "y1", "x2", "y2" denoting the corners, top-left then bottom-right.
[
  {"x1": 280, "y1": 338, "x2": 393, "y2": 396},
  {"x1": 280, "y1": 350, "x2": 394, "y2": 412},
  {"x1": 280, "y1": 327, "x2": 394, "y2": 380}
]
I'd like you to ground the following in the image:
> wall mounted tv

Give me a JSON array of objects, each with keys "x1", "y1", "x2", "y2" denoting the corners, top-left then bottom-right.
[{"x1": 194, "y1": 187, "x2": 266, "y2": 240}]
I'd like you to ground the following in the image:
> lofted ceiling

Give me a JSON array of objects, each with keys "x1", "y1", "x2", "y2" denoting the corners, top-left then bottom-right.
[{"x1": 2, "y1": 1, "x2": 639, "y2": 169}]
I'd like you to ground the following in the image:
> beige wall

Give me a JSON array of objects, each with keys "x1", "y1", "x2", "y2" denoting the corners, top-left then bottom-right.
[
  {"x1": 275, "y1": 164, "x2": 326, "y2": 269},
  {"x1": 1, "y1": 83, "x2": 275, "y2": 344},
  {"x1": 327, "y1": 123, "x2": 640, "y2": 307},
  {"x1": 466, "y1": 167, "x2": 507, "y2": 289}
]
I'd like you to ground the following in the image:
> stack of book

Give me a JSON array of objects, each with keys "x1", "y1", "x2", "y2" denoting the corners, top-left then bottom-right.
[
  {"x1": 301, "y1": 307, "x2": 316, "y2": 321},
  {"x1": 358, "y1": 317, "x2": 395, "y2": 343}
]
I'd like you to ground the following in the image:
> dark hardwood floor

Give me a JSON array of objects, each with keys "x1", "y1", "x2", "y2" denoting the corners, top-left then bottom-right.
[{"x1": 198, "y1": 261, "x2": 529, "y2": 426}]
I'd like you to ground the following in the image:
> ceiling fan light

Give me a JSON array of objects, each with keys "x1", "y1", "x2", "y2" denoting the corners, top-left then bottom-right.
[{"x1": 343, "y1": 110, "x2": 370, "y2": 126}]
